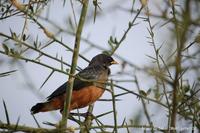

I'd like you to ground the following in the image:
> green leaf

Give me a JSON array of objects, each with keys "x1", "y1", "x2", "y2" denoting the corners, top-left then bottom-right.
[
  {"x1": 183, "y1": 85, "x2": 190, "y2": 93},
  {"x1": 13, "y1": 51, "x2": 21, "y2": 59},
  {"x1": 10, "y1": 48, "x2": 15, "y2": 55},
  {"x1": 146, "y1": 88, "x2": 152, "y2": 95},
  {"x1": 61, "y1": 56, "x2": 63, "y2": 71},
  {"x1": 66, "y1": 68, "x2": 70, "y2": 73},
  {"x1": 2, "y1": 44, "x2": 9, "y2": 54},
  {"x1": 110, "y1": 36, "x2": 114, "y2": 42},
  {"x1": 29, "y1": 5, "x2": 34, "y2": 12},
  {"x1": 22, "y1": 34, "x2": 26, "y2": 41},
  {"x1": 1, "y1": 7, "x2": 4, "y2": 12},
  {"x1": 33, "y1": 35, "x2": 39, "y2": 49},
  {"x1": 108, "y1": 40, "x2": 114, "y2": 50},
  {"x1": 129, "y1": 22, "x2": 133, "y2": 27},
  {"x1": 114, "y1": 38, "x2": 118, "y2": 44},
  {"x1": 139, "y1": 90, "x2": 147, "y2": 97},
  {"x1": 12, "y1": 32, "x2": 17, "y2": 39},
  {"x1": 195, "y1": 34, "x2": 200, "y2": 43}
]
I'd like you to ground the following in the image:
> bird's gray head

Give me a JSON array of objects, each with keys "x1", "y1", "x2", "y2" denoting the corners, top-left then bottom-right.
[{"x1": 89, "y1": 54, "x2": 118, "y2": 67}]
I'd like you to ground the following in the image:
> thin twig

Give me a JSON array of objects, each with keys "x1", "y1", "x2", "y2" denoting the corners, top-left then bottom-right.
[
  {"x1": 134, "y1": 75, "x2": 154, "y2": 133},
  {"x1": 61, "y1": 0, "x2": 89, "y2": 128},
  {"x1": 111, "y1": 80, "x2": 118, "y2": 133},
  {"x1": 110, "y1": 6, "x2": 143, "y2": 55}
]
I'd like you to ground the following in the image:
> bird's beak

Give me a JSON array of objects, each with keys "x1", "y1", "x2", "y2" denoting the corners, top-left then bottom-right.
[{"x1": 111, "y1": 60, "x2": 119, "y2": 65}]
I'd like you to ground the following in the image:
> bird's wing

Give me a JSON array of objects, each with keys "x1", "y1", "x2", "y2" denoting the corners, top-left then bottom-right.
[{"x1": 46, "y1": 65, "x2": 102, "y2": 100}]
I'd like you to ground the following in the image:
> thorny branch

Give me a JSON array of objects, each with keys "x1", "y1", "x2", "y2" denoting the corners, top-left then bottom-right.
[{"x1": 1, "y1": 0, "x2": 200, "y2": 132}]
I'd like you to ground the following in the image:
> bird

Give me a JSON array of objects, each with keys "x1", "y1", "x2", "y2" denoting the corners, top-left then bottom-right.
[{"x1": 31, "y1": 54, "x2": 118, "y2": 114}]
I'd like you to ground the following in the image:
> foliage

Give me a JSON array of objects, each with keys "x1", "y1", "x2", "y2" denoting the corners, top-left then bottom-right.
[{"x1": 0, "y1": 0, "x2": 200, "y2": 132}]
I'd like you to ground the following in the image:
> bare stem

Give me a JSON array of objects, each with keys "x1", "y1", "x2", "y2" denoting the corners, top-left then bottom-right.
[
  {"x1": 111, "y1": 80, "x2": 118, "y2": 133},
  {"x1": 109, "y1": 6, "x2": 143, "y2": 55},
  {"x1": 60, "y1": 0, "x2": 89, "y2": 128}
]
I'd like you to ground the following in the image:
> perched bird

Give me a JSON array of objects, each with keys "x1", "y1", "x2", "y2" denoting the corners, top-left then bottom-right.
[{"x1": 31, "y1": 54, "x2": 118, "y2": 114}]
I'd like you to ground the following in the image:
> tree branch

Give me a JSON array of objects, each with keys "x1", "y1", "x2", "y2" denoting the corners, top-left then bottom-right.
[{"x1": 60, "y1": 0, "x2": 89, "y2": 129}]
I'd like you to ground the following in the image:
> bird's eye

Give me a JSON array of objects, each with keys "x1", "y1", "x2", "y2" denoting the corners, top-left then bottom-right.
[{"x1": 108, "y1": 57, "x2": 113, "y2": 62}]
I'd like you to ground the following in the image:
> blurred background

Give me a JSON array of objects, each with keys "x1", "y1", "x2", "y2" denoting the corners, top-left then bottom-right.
[{"x1": 0, "y1": 0, "x2": 200, "y2": 132}]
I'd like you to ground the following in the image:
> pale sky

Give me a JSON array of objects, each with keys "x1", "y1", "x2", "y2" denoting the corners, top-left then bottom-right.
[{"x1": 0, "y1": 0, "x2": 198, "y2": 132}]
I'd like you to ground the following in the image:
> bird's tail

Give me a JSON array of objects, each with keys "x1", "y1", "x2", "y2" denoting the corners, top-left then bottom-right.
[
  {"x1": 31, "y1": 102, "x2": 46, "y2": 114},
  {"x1": 31, "y1": 96, "x2": 65, "y2": 114},
  {"x1": 31, "y1": 101, "x2": 60, "y2": 114}
]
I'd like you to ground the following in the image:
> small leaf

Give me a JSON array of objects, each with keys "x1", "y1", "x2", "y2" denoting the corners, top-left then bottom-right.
[
  {"x1": 146, "y1": 88, "x2": 151, "y2": 95},
  {"x1": 43, "y1": 28, "x2": 54, "y2": 38},
  {"x1": 2, "y1": 44, "x2": 9, "y2": 54},
  {"x1": 183, "y1": 85, "x2": 190, "y2": 93},
  {"x1": 29, "y1": 5, "x2": 34, "y2": 12},
  {"x1": 140, "y1": 0, "x2": 148, "y2": 7},
  {"x1": 33, "y1": 42, "x2": 37, "y2": 48},
  {"x1": 61, "y1": 56, "x2": 63, "y2": 71},
  {"x1": 102, "y1": 51, "x2": 110, "y2": 55},
  {"x1": 114, "y1": 38, "x2": 118, "y2": 44},
  {"x1": 68, "y1": 17, "x2": 75, "y2": 32},
  {"x1": 139, "y1": 90, "x2": 147, "y2": 97},
  {"x1": 66, "y1": 68, "x2": 70, "y2": 73},
  {"x1": 110, "y1": 36, "x2": 114, "y2": 43},
  {"x1": 38, "y1": 42, "x2": 42, "y2": 48},
  {"x1": 108, "y1": 40, "x2": 114, "y2": 50},
  {"x1": 34, "y1": 35, "x2": 39, "y2": 48},
  {"x1": 12, "y1": 32, "x2": 17, "y2": 39},
  {"x1": 1, "y1": 7, "x2": 4, "y2": 12},
  {"x1": 128, "y1": 22, "x2": 133, "y2": 27},
  {"x1": 13, "y1": 51, "x2": 21, "y2": 59},
  {"x1": 22, "y1": 34, "x2": 26, "y2": 41},
  {"x1": 10, "y1": 48, "x2": 15, "y2": 55},
  {"x1": 93, "y1": 0, "x2": 98, "y2": 23},
  {"x1": 195, "y1": 34, "x2": 200, "y2": 43}
]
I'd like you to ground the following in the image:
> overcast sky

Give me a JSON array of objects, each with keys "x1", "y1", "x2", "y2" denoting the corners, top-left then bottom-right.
[{"x1": 1, "y1": 0, "x2": 197, "y2": 132}]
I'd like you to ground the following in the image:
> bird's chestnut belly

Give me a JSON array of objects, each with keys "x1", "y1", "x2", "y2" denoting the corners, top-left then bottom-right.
[{"x1": 70, "y1": 85, "x2": 105, "y2": 110}]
